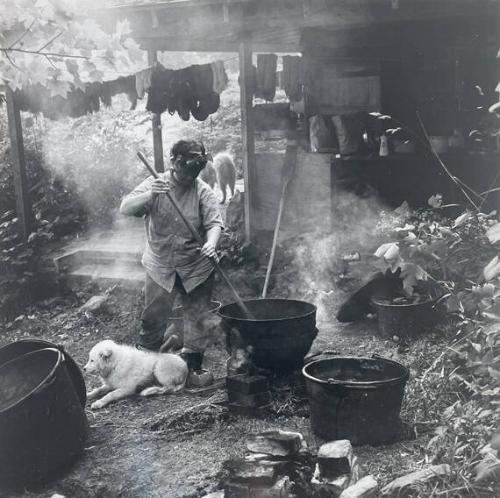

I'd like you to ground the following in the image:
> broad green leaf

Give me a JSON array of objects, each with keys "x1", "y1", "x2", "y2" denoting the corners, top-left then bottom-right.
[
  {"x1": 488, "y1": 366, "x2": 500, "y2": 382},
  {"x1": 472, "y1": 283, "x2": 496, "y2": 298},
  {"x1": 475, "y1": 458, "x2": 500, "y2": 482},
  {"x1": 115, "y1": 19, "x2": 132, "y2": 38},
  {"x1": 374, "y1": 242, "x2": 396, "y2": 258},
  {"x1": 487, "y1": 223, "x2": 500, "y2": 244},
  {"x1": 47, "y1": 78, "x2": 70, "y2": 98},
  {"x1": 484, "y1": 256, "x2": 500, "y2": 281},
  {"x1": 453, "y1": 211, "x2": 471, "y2": 228}
]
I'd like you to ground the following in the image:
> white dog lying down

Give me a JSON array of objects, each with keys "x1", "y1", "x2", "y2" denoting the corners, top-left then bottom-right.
[{"x1": 84, "y1": 339, "x2": 188, "y2": 409}]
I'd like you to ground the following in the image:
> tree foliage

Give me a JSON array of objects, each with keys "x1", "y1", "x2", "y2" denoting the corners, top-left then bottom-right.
[{"x1": 0, "y1": 0, "x2": 143, "y2": 97}]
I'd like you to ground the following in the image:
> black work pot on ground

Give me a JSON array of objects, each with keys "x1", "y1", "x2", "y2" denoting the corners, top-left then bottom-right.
[
  {"x1": 372, "y1": 293, "x2": 442, "y2": 338},
  {"x1": 0, "y1": 348, "x2": 88, "y2": 488},
  {"x1": 0, "y1": 338, "x2": 86, "y2": 406},
  {"x1": 219, "y1": 298, "x2": 318, "y2": 374},
  {"x1": 303, "y1": 355, "x2": 409, "y2": 445}
]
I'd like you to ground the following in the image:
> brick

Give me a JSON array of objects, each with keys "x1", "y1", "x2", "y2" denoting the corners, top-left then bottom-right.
[
  {"x1": 225, "y1": 480, "x2": 250, "y2": 498},
  {"x1": 228, "y1": 403, "x2": 270, "y2": 418},
  {"x1": 249, "y1": 476, "x2": 290, "y2": 498},
  {"x1": 228, "y1": 390, "x2": 272, "y2": 407},
  {"x1": 340, "y1": 475, "x2": 378, "y2": 498},
  {"x1": 317, "y1": 440, "x2": 354, "y2": 480},
  {"x1": 246, "y1": 430, "x2": 303, "y2": 457},
  {"x1": 203, "y1": 492, "x2": 225, "y2": 498},
  {"x1": 244, "y1": 454, "x2": 289, "y2": 474},
  {"x1": 311, "y1": 463, "x2": 350, "y2": 496},
  {"x1": 227, "y1": 375, "x2": 269, "y2": 394},
  {"x1": 349, "y1": 457, "x2": 361, "y2": 486},
  {"x1": 225, "y1": 459, "x2": 277, "y2": 485}
]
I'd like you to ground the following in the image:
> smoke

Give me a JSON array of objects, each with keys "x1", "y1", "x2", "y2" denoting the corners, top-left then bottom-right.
[{"x1": 277, "y1": 188, "x2": 390, "y2": 321}]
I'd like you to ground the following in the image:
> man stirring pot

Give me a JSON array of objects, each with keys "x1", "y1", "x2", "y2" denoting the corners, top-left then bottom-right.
[{"x1": 120, "y1": 140, "x2": 224, "y2": 388}]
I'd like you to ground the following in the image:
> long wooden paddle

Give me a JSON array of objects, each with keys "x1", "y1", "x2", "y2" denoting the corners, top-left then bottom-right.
[
  {"x1": 262, "y1": 142, "x2": 298, "y2": 298},
  {"x1": 137, "y1": 151, "x2": 251, "y2": 317}
]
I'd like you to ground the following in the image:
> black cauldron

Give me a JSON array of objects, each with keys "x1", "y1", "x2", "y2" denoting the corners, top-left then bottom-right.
[
  {"x1": 0, "y1": 348, "x2": 87, "y2": 488},
  {"x1": 219, "y1": 298, "x2": 317, "y2": 373},
  {"x1": 0, "y1": 338, "x2": 86, "y2": 406}
]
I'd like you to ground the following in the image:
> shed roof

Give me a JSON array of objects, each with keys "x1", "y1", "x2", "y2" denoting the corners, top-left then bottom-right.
[{"x1": 98, "y1": 0, "x2": 499, "y2": 55}]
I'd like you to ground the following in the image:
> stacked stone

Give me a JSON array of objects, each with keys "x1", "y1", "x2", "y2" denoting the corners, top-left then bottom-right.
[
  {"x1": 226, "y1": 375, "x2": 271, "y2": 417},
  {"x1": 311, "y1": 440, "x2": 378, "y2": 498},
  {"x1": 223, "y1": 430, "x2": 307, "y2": 498}
]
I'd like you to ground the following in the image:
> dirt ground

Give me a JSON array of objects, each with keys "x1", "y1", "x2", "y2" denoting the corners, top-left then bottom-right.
[{"x1": 0, "y1": 259, "x2": 452, "y2": 498}]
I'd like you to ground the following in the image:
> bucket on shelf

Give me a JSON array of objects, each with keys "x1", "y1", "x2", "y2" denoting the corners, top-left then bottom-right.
[
  {"x1": 302, "y1": 355, "x2": 409, "y2": 445},
  {"x1": 0, "y1": 348, "x2": 88, "y2": 487}
]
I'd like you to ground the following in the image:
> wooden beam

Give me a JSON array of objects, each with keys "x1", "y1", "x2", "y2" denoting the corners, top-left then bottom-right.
[
  {"x1": 5, "y1": 87, "x2": 33, "y2": 241},
  {"x1": 147, "y1": 50, "x2": 165, "y2": 173},
  {"x1": 239, "y1": 34, "x2": 256, "y2": 242},
  {"x1": 138, "y1": 37, "x2": 299, "y2": 53}
]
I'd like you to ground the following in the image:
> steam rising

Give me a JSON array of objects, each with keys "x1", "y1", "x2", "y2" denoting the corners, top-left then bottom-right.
[{"x1": 279, "y1": 188, "x2": 389, "y2": 321}]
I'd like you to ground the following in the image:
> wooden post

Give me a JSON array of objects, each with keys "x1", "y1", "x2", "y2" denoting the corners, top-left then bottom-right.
[
  {"x1": 147, "y1": 50, "x2": 165, "y2": 173},
  {"x1": 239, "y1": 35, "x2": 256, "y2": 242},
  {"x1": 5, "y1": 87, "x2": 33, "y2": 240}
]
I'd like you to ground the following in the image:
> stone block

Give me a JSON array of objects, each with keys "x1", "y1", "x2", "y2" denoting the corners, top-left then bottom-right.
[
  {"x1": 79, "y1": 295, "x2": 108, "y2": 313},
  {"x1": 228, "y1": 390, "x2": 272, "y2": 407},
  {"x1": 225, "y1": 480, "x2": 250, "y2": 498},
  {"x1": 349, "y1": 457, "x2": 361, "y2": 485},
  {"x1": 226, "y1": 375, "x2": 269, "y2": 394},
  {"x1": 225, "y1": 459, "x2": 277, "y2": 485},
  {"x1": 311, "y1": 463, "x2": 350, "y2": 497},
  {"x1": 381, "y1": 464, "x2": 451, "y2": 497},
  {"x1": 339, "y1": 475, "x2": 378, "y2": 498},
  {"x1": 246, "y1": 430, "x2": 304, "y2": 457},
  {"x1": 317, "y1": 440, "x2": 354, "y2": 480},
  {"x1": 244, "y1": 454, "x2": 289, "y2": 473},
  {"x1": 249, "y1": 476, "x2": 290, "y2": 498},
  {"x1": 203, "y1": 492, "x2": 225, "y2": 498},
  {"x1": 228, "y1": 402, "x2": 270, "y2": 418}
]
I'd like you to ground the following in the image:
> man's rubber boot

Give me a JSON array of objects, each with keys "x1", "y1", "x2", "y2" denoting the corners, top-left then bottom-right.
[{"x1": 181, "y1": 352, "x2": 214, "y2": 389}]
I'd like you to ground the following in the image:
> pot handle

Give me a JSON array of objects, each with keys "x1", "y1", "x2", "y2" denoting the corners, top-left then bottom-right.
[{"x1": 304, "y1": 349, "x2": 340, "y2": 364}]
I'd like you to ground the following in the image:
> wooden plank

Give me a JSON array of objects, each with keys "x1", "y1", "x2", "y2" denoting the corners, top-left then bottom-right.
[
  {"x1": 147, "y1": 50, "x2": 165, "y2": 173},
  {"x1": 239, "y1": 35, "x2": 257, "y2": 242},
  {"x1": 5, "y1": 87, "x2": 33, "y2": 240},
  {"x1": 138, "y1": 37, "x2": 299, "y2": 53}
]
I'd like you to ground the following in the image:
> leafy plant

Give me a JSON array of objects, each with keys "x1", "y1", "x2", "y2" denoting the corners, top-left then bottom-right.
[
  {"x1": 1, "y1": 0, "x2": 143, "y2": 96},
  {"x1": 374, "y1": 202, "x2": 497, "y2": 301}
]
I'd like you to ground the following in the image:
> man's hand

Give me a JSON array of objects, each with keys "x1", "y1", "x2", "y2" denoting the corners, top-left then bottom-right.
[
  {"x1": 200, "y1": 241, "x2": 218, "y2": 261},
  {"x1": 151, "y1": 179, "x2": 172, "y2": 195}
]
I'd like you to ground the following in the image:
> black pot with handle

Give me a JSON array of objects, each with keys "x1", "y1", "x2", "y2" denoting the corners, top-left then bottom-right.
[
  {"x1": 0, "y1": 348, "x2": 88, "y2": 488},
  {"x1": 303, "y1": 354, "x2": 409, "y2": 445},
  {"x1": 0, "y1": 338, "x2": 86, "y2": 406}
]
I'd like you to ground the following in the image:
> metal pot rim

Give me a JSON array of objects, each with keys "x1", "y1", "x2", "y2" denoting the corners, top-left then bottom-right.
[
  {"x1": 0, "y1": 348, "x2": 63, "y2": 414},
  {"x1": 218, "y1": 298, "x2": 317, "y2": 322},
  {"x1": 302, "y1": 355, "x2": 410, "y2": 388}
]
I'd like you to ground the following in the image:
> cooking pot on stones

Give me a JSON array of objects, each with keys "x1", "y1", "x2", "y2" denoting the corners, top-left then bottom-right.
[
  {"x1": 0, "y1": 348, "x2": 88, "y2": 488},
  {"x1": 0, "y1": 338, "x2": 86, "y2": 406},
  {"x1": 219, "y1": 298, "x2": 318, "y2": 374}
]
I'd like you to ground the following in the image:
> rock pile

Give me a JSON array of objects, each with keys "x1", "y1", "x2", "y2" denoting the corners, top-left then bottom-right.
[
  {"x1": 222, "y1": 430, "x2": 311, "y2": 497},
  {"x1": 216, "y1": 432, "x2": 379, "y2": 498}
]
